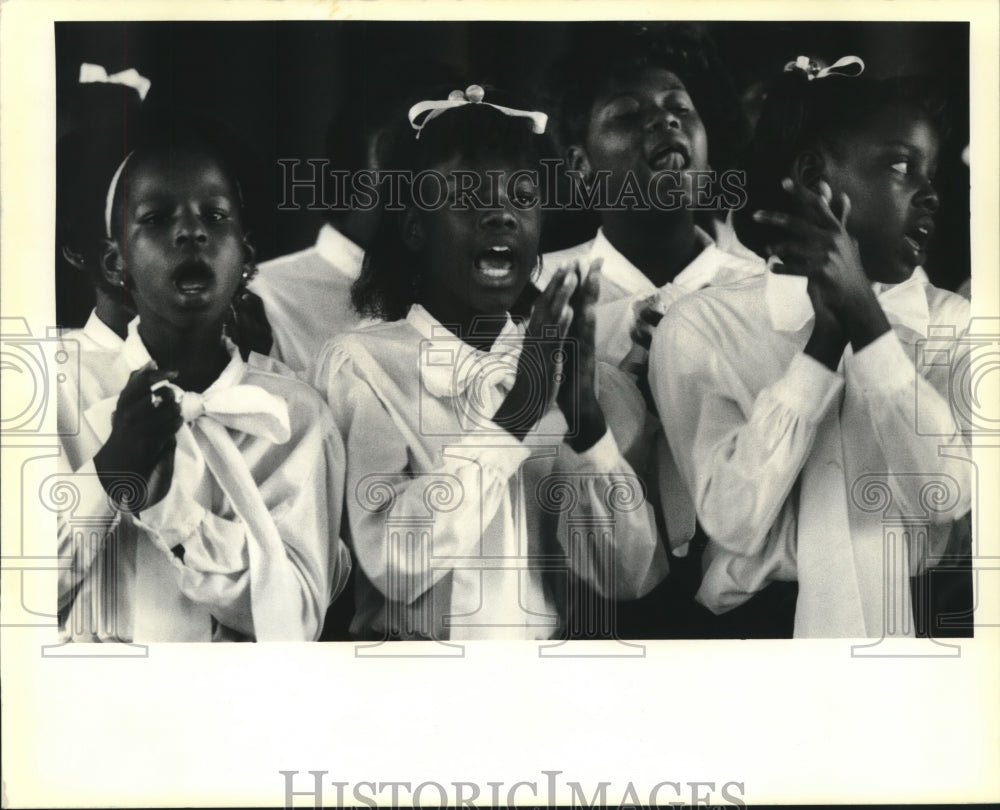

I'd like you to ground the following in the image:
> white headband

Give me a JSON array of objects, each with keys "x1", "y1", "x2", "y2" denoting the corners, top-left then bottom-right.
[
  {"x1": 104, "y1": 152, "x2": 134, "y2": 238},
  {"x1": 79, "y1": 62, "x2": 151, "y2": 102},
  {"x1": 408, "y1": 84, "x2": 548, "y2": 139},
  {"x1": 783, "y1": 55, "x2": 865, "y2": 81}
]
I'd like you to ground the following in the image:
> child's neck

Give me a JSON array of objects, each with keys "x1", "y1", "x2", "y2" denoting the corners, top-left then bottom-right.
[
  {"x1": 600, "y1": 209, "x2": 702, "y2": 287},
  {"x1": 94, "y1": 290, "x2": 133, "y2": 341},
  {"x1": 329, "y1": 212, "x2": 377, "y2": 253},
  {"x1": 420, "y1": 295, "x2": 510, "y2": 352},
  {"x1": 137, "y1": 312, "x2": 231, "y2": 393}
]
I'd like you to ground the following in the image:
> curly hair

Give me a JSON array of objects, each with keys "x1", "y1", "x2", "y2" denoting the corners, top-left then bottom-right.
[{"x1": 545, "y1": 22, "x2": 751, "y2": 174}]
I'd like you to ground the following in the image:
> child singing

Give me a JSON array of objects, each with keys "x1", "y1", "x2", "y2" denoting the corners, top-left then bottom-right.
[
  {"x1": 651, "y1": 58, "x2": 972, "y2": 638},
  {"x1": 312, "y1": 85, "x2": 668, "y2": 641},
  {"x1": 542, "y1": 24, "x2": 760, "y2": 369},
  {"x1": 541, "y1": 25, "x2": 765, "y2": 636},
  {"x1": 57, "y1": 127, "x2": 351, "y2": 642}
]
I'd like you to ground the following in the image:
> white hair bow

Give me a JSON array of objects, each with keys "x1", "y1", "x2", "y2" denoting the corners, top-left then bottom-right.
[
  {"x1": 408, "y1": 84, "x2": 547, "y2": 139},
  {"x1": 79, "y1": 62, "x2": 151, "y2": 102},
  {"x1": 783, "y1": 55, "x2": 865, "y2": 81}
]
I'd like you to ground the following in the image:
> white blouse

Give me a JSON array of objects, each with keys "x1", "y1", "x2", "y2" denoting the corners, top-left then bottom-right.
[
  {"x1": 311, "y1": 304, "x2": 669, "y2": 641},
  {"x1": 252, "y1": 224, "x2": 378, "y2": 372},
  {"x1": 651, "y1": 268, "x2": 972, "y2": 637},
  {"x1": 57, "y1": 320, "x2": 351, "y2": 642}
]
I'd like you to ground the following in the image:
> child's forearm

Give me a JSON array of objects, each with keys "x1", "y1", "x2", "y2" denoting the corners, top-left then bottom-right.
[{"x1": 564, "y1": 396, "x2": 607, "y2": 453}]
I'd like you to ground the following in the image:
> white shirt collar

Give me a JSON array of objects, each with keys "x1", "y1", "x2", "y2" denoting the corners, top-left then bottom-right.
[
  {"x1": 406, "y1": 304, "x2": 524, "y2": 399},
  {"x1": 765, "y1": 264, "x2": 932, "y2": 335},
  {"x1": 590, "y1": 225, "x2": 727, "y2": 296},
  {"x1": 315, "y1": 223, "x2": 365, "y2": 280},
  {"x1": 82, "y1": 309, "x2": 125, "y2": 350}
]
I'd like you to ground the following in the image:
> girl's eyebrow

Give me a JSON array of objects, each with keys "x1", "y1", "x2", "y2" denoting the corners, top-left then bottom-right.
[
  {"x1": 881, "y1": 140, "x2": 923, "y2": 153},
  {"x1": 599, "y1": 83, "x2": 689, "y2": 106},
  {"x1": 597, "y1": 91, "x2": 641, "y2": 107},
  {"x1": 132, "y1": 194, "x2": 172, "y2": 207}
]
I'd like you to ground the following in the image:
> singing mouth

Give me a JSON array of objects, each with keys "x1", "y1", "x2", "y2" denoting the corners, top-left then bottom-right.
[
  {"x1": 903, "y1": 219, "x2": 935, "y2": 253},
  {"x1": 172, "y1": 259, "x2": 215, "y2": 294},
  {"x1": 473, "y1": 245, "x2": 517, "y2": 286},
  {"x1": 649, "y1": 141, "x2": 690, "y2": 171}
]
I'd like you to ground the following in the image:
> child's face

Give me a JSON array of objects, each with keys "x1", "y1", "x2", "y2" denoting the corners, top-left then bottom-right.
[
  {"x1": 409, "y1": 154, "x2": 541, "y2": 317},
  {"x1": 578, "y1": 66, "x2": 709, "y2": 208},
  {"x1": 117, "y1": 149, "x2": 247, "y2": 328},
  {"x1": 823, "y1": 107, "x2": 940, "y2": 284}
]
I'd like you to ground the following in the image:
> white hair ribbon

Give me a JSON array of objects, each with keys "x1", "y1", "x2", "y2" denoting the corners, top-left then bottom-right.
[
  {"x1": 783, "y1": 55, "x2": 865, "y2": 81},
  {"x1": 79, "y1": 62, "x2": 152, "y2": 102},
  {"x1": 407, "y1": 84, "x2": 548, "y2": 139}
]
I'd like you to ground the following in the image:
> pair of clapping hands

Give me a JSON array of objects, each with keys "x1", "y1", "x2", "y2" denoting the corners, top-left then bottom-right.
[
  {"x1": 494, "y1": 261, "x2": 608, "y2": 452},
  {"x1": 626, "y1": 178, "x2": 889, "y2": 381}
]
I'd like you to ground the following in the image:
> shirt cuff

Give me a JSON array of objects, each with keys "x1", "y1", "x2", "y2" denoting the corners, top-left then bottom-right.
[
  {"x1": 773, "y1": 352, "x2": 844, "y2": 420},
  {"x1": 845, "y1": 330, "x2": 912, "y2": 395},
  {"x1": 442, "y1": 432, "x2": 533, "y2": 479},
  {"x1": 566, "y1": 427, "x2": 621, "y2": 470}
]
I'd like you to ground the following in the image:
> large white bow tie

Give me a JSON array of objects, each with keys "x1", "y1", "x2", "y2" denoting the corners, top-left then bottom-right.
[
  {"x1": 154, "y1": 381, "x2": 291, "y2": 445},
  {"x1": 420, "y1": 334, "x2": 524, "y2": 400}
]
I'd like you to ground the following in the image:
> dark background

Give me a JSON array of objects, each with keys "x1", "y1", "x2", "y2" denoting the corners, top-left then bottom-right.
[{"x1": 55, "y1": 21, "x2": 970, "y2": 327}]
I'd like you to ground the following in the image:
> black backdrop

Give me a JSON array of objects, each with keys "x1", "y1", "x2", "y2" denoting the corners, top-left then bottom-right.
[{"x1": 54, "y1": 21, "x2": 970, "y2": 328}]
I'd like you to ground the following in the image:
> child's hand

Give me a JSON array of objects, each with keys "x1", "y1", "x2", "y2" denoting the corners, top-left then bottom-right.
[
  {"x1": 629, "y1": 293, "x2": 668, "y2": 351},
  {"x1": 753, "y1": 177, "x2": 890, "y2": 353},
  {"x1": 227, "y1": 289, "x2": 273, "y2": 360},
  {"x1": 493, "y1": 264, "x2": 577, "y2": 439},
  {"x1": 93, "y1": 362, "x2": 184, "y2": 511},
  {"x1": 557, "y1": 260, "x2": 608, "y2": 452}
]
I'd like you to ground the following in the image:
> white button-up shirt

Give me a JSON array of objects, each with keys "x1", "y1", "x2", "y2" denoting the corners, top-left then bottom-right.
[
  {"x1": 651, "y1": 268, "x2": 972, "y2": 636},
  {"x1": 542, "y1": 225, "x2": 766, "y2": 366}
]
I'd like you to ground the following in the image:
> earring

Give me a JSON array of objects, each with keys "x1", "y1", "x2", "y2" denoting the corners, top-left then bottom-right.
[
  {"x1": 531, "y1": 255, "x2": 543, "y2": 285},
  {"x1": 233, "y1": 262, "x2": 258, "y2": 304}
]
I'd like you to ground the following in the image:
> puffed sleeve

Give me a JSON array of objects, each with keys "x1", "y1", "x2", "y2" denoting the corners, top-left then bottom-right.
[{"x1": 650, "y1": 300, "x2": 843, "y2": 557}]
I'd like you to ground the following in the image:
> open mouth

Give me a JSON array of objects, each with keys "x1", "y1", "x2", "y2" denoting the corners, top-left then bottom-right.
[
  {"x1": 649, "y1": 141, "x2": 690, "y2": 171},
  {"x1": 172, "y1": 259, "x2": 215, "y2": 295},
  {"x1": 473, "y1": 245, "x2": 517, "y2": 286},
  {"x1": 903, "y1": 219, "x2": 935, "y2": 256}
]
